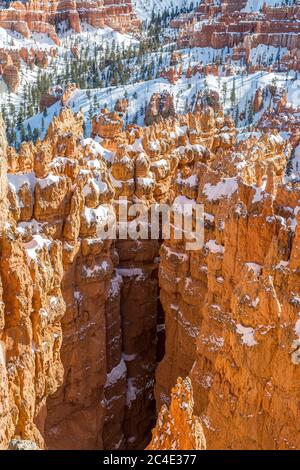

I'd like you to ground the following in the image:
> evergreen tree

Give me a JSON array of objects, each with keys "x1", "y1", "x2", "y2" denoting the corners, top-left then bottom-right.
[
  {"x1": 230, "y1": 78, "x2": 236, "y2": 106},
  {"x1": 247, "y1": 100, "x2": 254, "y2": 127},
  {"x1": 33, "y1": 128, "x2": 40, "y2": 142},
  {"x1": 222, "y1": 82, "x2": 227, "y2": 105},
  {"x1": 20, "y1": 124, "x2": 26, "y2": 142}
]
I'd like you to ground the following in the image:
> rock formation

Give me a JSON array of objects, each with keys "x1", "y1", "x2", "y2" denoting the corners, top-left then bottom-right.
[
  {"x1": 147, "y1": 377, "x2": 206, "y2": 450},
  {"x1": 39, "y1": 84, "x2": 77, "y2": 112},
  {"x1": 0, "y1": 0, "x2": 141, "y2": 45},
  {"x1": 154, "y1": 114, "x2": 300, "y2": 450},
  {"x1": 145, "y1": 92, "x2": 175, "y2": 126},
  {"x1": 176, "y1": 2, "x2": 300, "y2": 54},
  {"x1": 114, "y1": 99, "x2": 129, "y2": 115},
  {"x1": 2, "y1": 64, "x2": 19, "y2": 93},
  {"x1": 0, "y1": 113, "x2": 65, "y2": 449},
  {"x1": 0, "y1": 100, "x2": 299, "y2": 450},
  {"x1": 0, "y1": 47, "x2": 56, "y2": 92},
  {"x1": 259, "y1": 87, "x2": 300, "y2": 139},
  {"x1": 253, "y1": 87, "x2": 263, "y2": 113}
]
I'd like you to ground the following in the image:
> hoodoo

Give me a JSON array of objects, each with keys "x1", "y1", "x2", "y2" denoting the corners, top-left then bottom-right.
[{"x1": 0, "y1": 0, "x2": 299, "y2": 453}]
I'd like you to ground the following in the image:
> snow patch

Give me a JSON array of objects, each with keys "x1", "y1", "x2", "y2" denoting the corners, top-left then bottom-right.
[
  {"x1": 245, "y1": 262, "x2": 262, "y2": 277},
  {"x1": 117, "y1": 267, "x2": 146, "y2": 281},
  {"x1": 23, "y1": 235, "x2": 51, "y2": 262},
  {"x1": 236, "y1": 324, "x2": 257, "y2": 347},
  {"x1": 106, "y1": 358, "x2": 127, "y2": 387},
  {"x1": 203, "y1": 178, "x2": 238, "y2": 201},
  {"x1": 37, "y1": 173, "x2": 61, "y2": 189},
  {"x1": 205, "y1": 239, "x2": 224, "y2": 254}
]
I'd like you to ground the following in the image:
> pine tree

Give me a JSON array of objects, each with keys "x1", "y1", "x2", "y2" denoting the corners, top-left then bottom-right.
[
  {"x1": 234, "y1": 106, "x2": 239, "y2": 127},
  {"x1": 27, "y1": 123, "x2": 33, "y2": 141},
  {"x1": 33, "y1": 128, "x2": 40, "y2": 142},
  {"x1": 222, "y1": 82, "x2": 227, "y2": 105},
  {"x1": 247, "y1": 100, "x2": 254, "y2": 127},
  {"x1": 230, "y1": 78, "x2": 236, "y2": 106},
  {"x1": 286, "y1": 145, "x2": 297, "y2": 177},
  {"x1": 20, "y1": 124, "x2": 26, "y2": 142}
]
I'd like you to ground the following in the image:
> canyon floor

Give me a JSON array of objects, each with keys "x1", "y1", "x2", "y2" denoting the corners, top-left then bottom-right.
[{"x1": 0, "y1": 0, "x2": 300, "y2": 451}]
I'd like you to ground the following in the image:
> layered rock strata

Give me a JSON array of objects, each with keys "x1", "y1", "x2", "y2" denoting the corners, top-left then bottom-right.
[
  {"x1": 155, "y1": 111, "x2": 300, "y2": 450},
  {"x1": 0, "y1": 0, "x2": 140, "y2": 45},
  {"x1": 0, "y1": 114, "x2": 66, "y2": 449},
  {"x1": 1, "y1": 100, "x2": 300, "y2": 450},
  {"x1": 176, "y1": 2, "x2": 300, "y2": 53}
]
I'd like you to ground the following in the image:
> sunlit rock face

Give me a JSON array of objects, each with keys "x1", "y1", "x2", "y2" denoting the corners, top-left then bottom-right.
[
  {"x1": 154, "y1": 114, "x2": 300, "y2": 450},
  {"x1": 147, "y1": 377, "x2": 206, "y2": 451},
  {"x1": 0, "y1": 114, "x2": 65, "y2": 449},
  {"x1": 176, "y1": 2, "x2": 300, "y2": 53},
  {"x1": 0, "y1": 0, "x2": 140, "y2": 45},
  {"x1": 0, "y1": 103, "x2": 300, "y2": 450}
]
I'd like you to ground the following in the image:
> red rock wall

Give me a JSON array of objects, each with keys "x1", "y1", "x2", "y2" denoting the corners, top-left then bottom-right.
[
  {"x1": 154, "y1": 111, "x2": 300, "y2": 449},
  {"x1": 116, "y1": 239, "x2": 159, "y2": 449},
  {"x1": 177, "y1": 4, "x2": 300, "y2": 52},
  {"x1": 1, "y1": 103, "x2": 300, "y2": 450},
  {"x1": 0, "y1": 0, "x2": 140, "y2": 43},
  {"x1": 0, "y1": 115, "x2": 66, "y2": 449}
]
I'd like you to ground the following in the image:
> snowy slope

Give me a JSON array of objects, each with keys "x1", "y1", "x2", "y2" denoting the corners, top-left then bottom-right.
[
  {"x1": 242, "y1": 0, "x2": 295, "y2": 12},
  {"x1": 132, "y1": 0, "x2": 194, "y2": 20},
  {"x1": 0, "y1": 25, "x2": 139, "y2": 133},
  {"x1": 0, "y1": 26, "x2": 56, "y2": 50},
  {"x1": 1, "y1": 0, "x2": 297, "y2": 148},
  {"x1": 20, "y1": 64, "x2": 300, "y2": 144}
]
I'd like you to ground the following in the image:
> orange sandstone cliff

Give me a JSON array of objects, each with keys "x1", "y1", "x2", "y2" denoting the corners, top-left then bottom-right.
[
  {"x1": 147, "y1": 377, "x2": 206, "y2": 450},
  {"x1": 0, "y1": 0, "x2": 140, "y2": 45},
  {"x1": 0, "y1": 103, "x2": 299, "y2": 450}
]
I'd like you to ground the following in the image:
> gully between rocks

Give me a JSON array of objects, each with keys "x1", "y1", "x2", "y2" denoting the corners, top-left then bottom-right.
[{"x1": 44, "y1": 238, "x2": 165, "y2": 450}]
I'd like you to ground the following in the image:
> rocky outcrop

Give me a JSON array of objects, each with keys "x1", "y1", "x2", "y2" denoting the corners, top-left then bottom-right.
[
  {"x1": 0, "y1": 0, "x2": 141, "y2": 44},
  {"x1": 114, "y1": 99, "x2": 129, "y2": 114},
  {"x1": 154, "y1": 112, "x2": 300, "y2": 450},
  {"x1": 0, "y1": 115, "x2": 8, "y2": 224},
  {"x1": 145, "y1": 92, "x2": 176, "y2": 126},
  {"x1": 194, "y1": 90, "x2": 221, "y2": 114},
  {"x1": 147, "y1": 377, "x2": 206, "y2": 450},
  {"x1": 259, "y1": 87, "x2": 300, "y2": 140},
  {"x1": 160, "y1": 67, "x2": 182, "y2": 85},
  {"x1": 1, "y1": 101, "x2": 300, "y2": 450},
  {"x1": 0, "y1": 114, "x2": 66, "y2": 449},
  {"x1": 2, "y1": 64, "x2": 19, "y2": 93},
  {"x1": 176, "y1": 2, "x2": 300, "y2": 55},
  {"x1": 0, "y1": 47, "x2": 56, "y2": 92},
  {"x1": 253, "y1": 87, "x2": 263, "y2": 113},
  {"x1": 39, "y1": 84, "x2": 77, "y2": 112}
]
